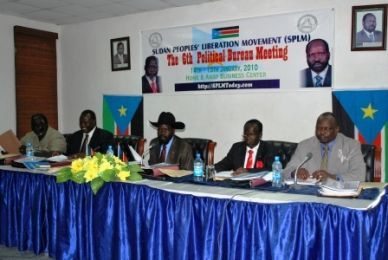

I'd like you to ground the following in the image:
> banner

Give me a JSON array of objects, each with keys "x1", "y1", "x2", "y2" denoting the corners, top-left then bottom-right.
[
  {"x1": 333, "y1": 90, "x2": 388, "y2": 182},
  {"x1": 103, "y1": 95, "x2": 143, "y2": 136},
  {"x1": 141, "y1": 9, "x2": 334, "y2": 93}
]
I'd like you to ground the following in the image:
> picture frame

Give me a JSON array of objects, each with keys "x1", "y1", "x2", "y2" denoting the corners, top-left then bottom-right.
[
  {"x1": 351, "y1": 4, "x2": 387, "y2": 51},
  {"x1": 110, "y1": 37, "x2": 130, "y2": 71}
]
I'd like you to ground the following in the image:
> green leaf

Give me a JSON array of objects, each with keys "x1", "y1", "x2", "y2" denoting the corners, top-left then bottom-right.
[
  {"x1": 128, "y1": 171, "x2": 142, "y2": 181},
  {"x1": 71, "y1": 170, "x2": 86, "y2": 184},
  {"x1": 90, "y1": 177, "x2": 105, "y2": 194},
  {"x1": 56, "y1": 167, "x2": 72, "y2": 183},
  {"x1": 128, "y1": 163, "x2": 142, "y2": 173},
  {"x1": 100, "y1": 169, "x2": 116, "y2": 182}
]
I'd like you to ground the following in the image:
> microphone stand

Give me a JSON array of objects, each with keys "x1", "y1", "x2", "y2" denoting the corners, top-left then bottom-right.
[{"x1": 291, "y1": 152, "x2": 313, "y2": 189}]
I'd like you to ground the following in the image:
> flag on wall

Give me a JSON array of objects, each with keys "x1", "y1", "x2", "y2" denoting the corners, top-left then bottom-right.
[
  {"x1": 103, "y1": 95, "x2": 143, "y2": 136},
  {"x1": 333, "y1": 90, "x2": 388, "y2": 182}
]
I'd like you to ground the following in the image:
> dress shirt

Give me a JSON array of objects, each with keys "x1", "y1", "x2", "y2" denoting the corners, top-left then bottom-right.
[
  {"x1": 160, "y1": 136, "x2": 174, "y2": 160},
  {"x1": 244, "y1": 143, "x2": 260, "y2": 168},
  {"x1": 80, "y1": 127, "x2": 96, "y2": 151},
  {"x1": 311, "y1": 66, "x2": 329, "y2": 87}
]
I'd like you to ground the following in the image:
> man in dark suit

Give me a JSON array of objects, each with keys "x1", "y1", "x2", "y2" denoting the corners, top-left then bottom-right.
[
  {"x1": 113, "y1": 42, "x2": 128, "y2": 69},
  {"x1": 66, "y1": 110, "x2": 114, "y2": 157},
  {"x1": 148, "y1": 112, "x2": 193, "y2": 170},
  {"x1": 142, "y1": 56, "x2": 161, "y2": 94},
  {"x1": 215, "y1": 119, "x2": 273, "y2": 174},
  {"x1": 301, "y1": 39, "x2": 332, "y2": 88},
  {"x1": 356, "y1": 13, "x2": 383, "y2": 47}
]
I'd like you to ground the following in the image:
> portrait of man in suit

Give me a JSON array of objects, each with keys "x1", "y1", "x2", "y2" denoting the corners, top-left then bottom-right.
[
  {"x1": 300, "y1": 38, "x2": 332, "y2": 88},
  {"x1": 356, "y1": 12, "x2": 383, "y2": 47},
  {"x1": 113, "y1": 42, "x2": 128, "y2": 69},
  {"x1": 142, "y1": 55, "x2": 161, "y2": 94}
]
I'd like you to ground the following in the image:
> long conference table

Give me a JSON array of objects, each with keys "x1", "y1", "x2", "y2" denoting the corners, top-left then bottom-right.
[{"x1": 0, "y1": 165, "x2": 387, "y2": 260}]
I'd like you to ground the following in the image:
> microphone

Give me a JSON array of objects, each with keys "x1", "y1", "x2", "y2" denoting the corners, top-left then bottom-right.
[
  {"x1": 294, "y1": 152, "x2": 313, "y2": 185},
  {"x1": 140, "y1": 144, "x2": 154, "y2": 167}
]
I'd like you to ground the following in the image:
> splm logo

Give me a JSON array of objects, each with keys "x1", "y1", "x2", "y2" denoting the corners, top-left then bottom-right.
[{"x1": 212, "y1": 26, "x2": 239, "y2": 39}]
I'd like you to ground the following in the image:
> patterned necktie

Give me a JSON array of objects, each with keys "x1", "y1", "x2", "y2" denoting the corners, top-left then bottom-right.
[
  {"x1": 246, "y1": 149, "x2": 254, "y2": 169},
  {"x1": 151, "y1": 80, "x2": 158, "y2": 93},
  {"x1": 320, "y1": 144, "x2": 328, "y2": 170},
  {"x1": 159, "y1": 145, "x2": 166, "y2": 162},
  {"x1": 80, "y1": 134, "x2": 89, "y2": 153},
  {"x1": 315, "y1": 75, "x2": 323, "y2": 87}
]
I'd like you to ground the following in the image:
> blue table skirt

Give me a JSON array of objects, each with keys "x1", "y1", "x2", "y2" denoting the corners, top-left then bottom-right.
[{"x1": 0, "y1": 169, "x2": 387, "y2": 260}]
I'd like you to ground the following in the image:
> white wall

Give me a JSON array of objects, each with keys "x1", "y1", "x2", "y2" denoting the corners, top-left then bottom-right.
[
  {"x1": 0, "y1": 14, "x2": 60, "y2": 134},
  {"x1": 1, "y1": 0, "x2": 387, "y2": 161}
]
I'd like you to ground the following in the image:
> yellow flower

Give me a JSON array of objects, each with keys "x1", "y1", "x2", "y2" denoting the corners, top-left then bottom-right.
[
  {"x1": 71, "y1": 158, "x2": 84, "y2": 174},
  {"x1": 84, "y1": 166, "x2": 99, "y2": 182},
  {"x1": 99, "y1": 160, "x2": 111, "y2": 173},
  {"x1": 117, "y1": 170, "x2": 130, "y2": 181}
]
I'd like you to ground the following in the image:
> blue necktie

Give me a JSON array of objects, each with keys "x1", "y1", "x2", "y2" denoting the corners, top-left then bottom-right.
[{"x1": 315, "y1": 75, "x2": 323, "y2": 87}]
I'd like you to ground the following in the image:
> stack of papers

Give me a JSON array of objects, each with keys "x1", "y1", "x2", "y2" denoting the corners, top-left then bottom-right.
[
  {"x1": 284, "y1": 177, "x2": 319, "y2": 186},
  {"x1": 318, "y1": 180, "x2": 361, "y2": 197},
  {"x1": 214, "y1": 171, "x2": 270, "y2": 181}
]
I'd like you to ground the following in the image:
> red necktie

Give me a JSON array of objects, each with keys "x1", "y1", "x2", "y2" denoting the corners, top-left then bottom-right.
[
  {"x1": 151, "y1": 80, "x2": 158, "y2": 93},
  {"x1": 159, "y1": 145, "x2": 166, "y2": 162},
  {"x1": 246, "y1": 149, "x2": 254, "y2": 169}
]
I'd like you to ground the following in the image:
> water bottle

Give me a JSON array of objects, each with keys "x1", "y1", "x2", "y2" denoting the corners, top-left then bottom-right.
[
  {"x1": 193, "y1": 152, "x2": 204, "y2": 181},
  {"x1": 26, "y1": 142, "x2": 34, "y2": 160},
  {"x1": 272, "y1": 156, "x2": 283, "y2": 188},
  {"x1": 106, "y1": 145, "x2": 114, "y2": 157}
]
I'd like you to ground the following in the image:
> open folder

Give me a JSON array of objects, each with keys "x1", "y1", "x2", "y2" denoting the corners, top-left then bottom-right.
[{"x1": 0, "y1": 130, "x2": 21, "y2": 154}]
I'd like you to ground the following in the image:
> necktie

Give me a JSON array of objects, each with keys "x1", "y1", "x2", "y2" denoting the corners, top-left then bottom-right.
[
  {"x1": 151, "y1": 80, "x2": 158, "y2": 93},
  {"x1": 80, "y1": 134, "x2": 89, "y2": 153},
  {"x1": 246, "y1": 149, "x2": 254, "y2": 169},
  {"x1": 320, "y1": 144, "x2": 328, "y2": 170},
  {"x1": 369, "y1": 33, "x2": 375, "y2": 41},
  {"x1": 160, "y1": 145, "x2": 166, "y2": 162},
  {"x1": 315, "y1": 75, "x2": 323, "y2": 87}
]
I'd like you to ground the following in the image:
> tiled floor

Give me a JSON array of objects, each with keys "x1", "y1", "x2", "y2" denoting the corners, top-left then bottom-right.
[{"x1": 0, "y1": 245, "x2": 51, "y2": 259}]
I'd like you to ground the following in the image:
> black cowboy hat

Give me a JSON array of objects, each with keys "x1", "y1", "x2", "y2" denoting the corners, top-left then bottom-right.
[{"x1": 150, "y1": 112, "x2": 185, "y2": 129}]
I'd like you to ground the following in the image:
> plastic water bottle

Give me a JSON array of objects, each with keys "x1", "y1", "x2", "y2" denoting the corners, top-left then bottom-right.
[
  {"x1": 193, "y1": 152, "x2": 204, "y2": 181},
  {"x1": 272, "y1": 156, "x2": 283, "y2": 188},
  {"x1": 106, "y1": 145, "x2": 114, "y2": 157},
  {"x1": 26, "y1": 142, "x2": 34, "y2": 160}
]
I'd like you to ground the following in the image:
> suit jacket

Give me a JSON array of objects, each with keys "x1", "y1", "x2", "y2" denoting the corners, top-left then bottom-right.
[
  {"x1": 301, "y1": 65, "x2": 332, "y2": 87},
  {"x1": 113, "y1": 54, "x2": 128, "y2": 65},
  {"x1": 283, "y1": 133, "x2": 366, "y2": 181},
  {"x1": 356, "y1": 30, "x2": 383, "y2": 47},
  {"x1": 149, "y1": 136, "x2": 194, "y2": 170},
  {"x1": 66, "y1": 128, "x2": 114, "y2": 156},
  {"x1": 215, "y1": 141, "x2": 273, "y2": 172},
  {"x1": 142, "y1": 75, "x2": 161, "y2": 93},
  {"x1": 20, "y1": 126, "x2": 67, "y2": 154}
]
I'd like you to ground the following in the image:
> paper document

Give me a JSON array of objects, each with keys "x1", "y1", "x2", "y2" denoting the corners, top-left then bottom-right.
[
  {"x1": 214, "y1": 171, "x2": 270, "y2": 181},
  {"x1": 129, "y1": 146, "x2": 142, "y2": 163},
  {"x1": 285, "y1": 177, "x2": 319, "y2": 186},
  {"x1": 159, "y1": 169, "x2": 192, "y2": 178},
  {"x1": 318, "y1": 180, "x2": 361, "y2": 197},
  {"x1": 0, "y1": 130, "x2": 21, "y2": 154},
  {"x1": 47, "y1": 154, "x2": 68, "y2": 162}
]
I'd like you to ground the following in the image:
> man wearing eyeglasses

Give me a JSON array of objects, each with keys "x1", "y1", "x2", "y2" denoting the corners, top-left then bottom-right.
[{"x1": 214, "y1": 119, "x2": 273, "y2": 175}]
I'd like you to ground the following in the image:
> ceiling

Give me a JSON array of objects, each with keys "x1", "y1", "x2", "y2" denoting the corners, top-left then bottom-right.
[{"x1": 0, "y1": 0, "x2": 217, "y2": 25}]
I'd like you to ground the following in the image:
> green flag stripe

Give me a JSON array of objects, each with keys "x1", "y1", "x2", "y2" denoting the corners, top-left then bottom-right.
[{"x1": 103, "y1": 99, "x2": 115, "y2": 134}]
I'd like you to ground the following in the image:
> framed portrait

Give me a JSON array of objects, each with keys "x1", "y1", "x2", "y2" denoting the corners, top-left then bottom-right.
[
  {"x1": 351, "y1": 4, "x2": 387, "y2": 51},
  {"x1": 110, "y1": 37, "x2": 130, "y2": 71}
]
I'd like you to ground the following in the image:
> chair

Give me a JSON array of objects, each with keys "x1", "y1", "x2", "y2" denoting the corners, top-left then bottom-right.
[
  {"x1": 114, "y1": 135, "x2": 146, "y2": 161},
  {"x1": 265, "y1": 140, "x2": 298, "y2": 166},
  {"x1": 361, "y1": 144, "x2": 375, "y2": 182},
  {"x1": 267, "y1": 140, "x2": 376, "y2": 182},
  {"x1": 183, "y1": 138, "x2": 217, "y2": 166}
]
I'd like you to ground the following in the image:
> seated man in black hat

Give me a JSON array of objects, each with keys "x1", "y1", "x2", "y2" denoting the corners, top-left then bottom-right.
[{"x1": 149, "y1": 112, "x2": 194, "y2": 170}]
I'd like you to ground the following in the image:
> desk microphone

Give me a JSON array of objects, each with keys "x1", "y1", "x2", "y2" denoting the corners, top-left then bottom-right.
[
  {"x1": 141, "y1": 145, "x2": 154, "y2": 167},
  {"x1": 294, "y1": 152, "x2": 313, "y2": 185}
]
